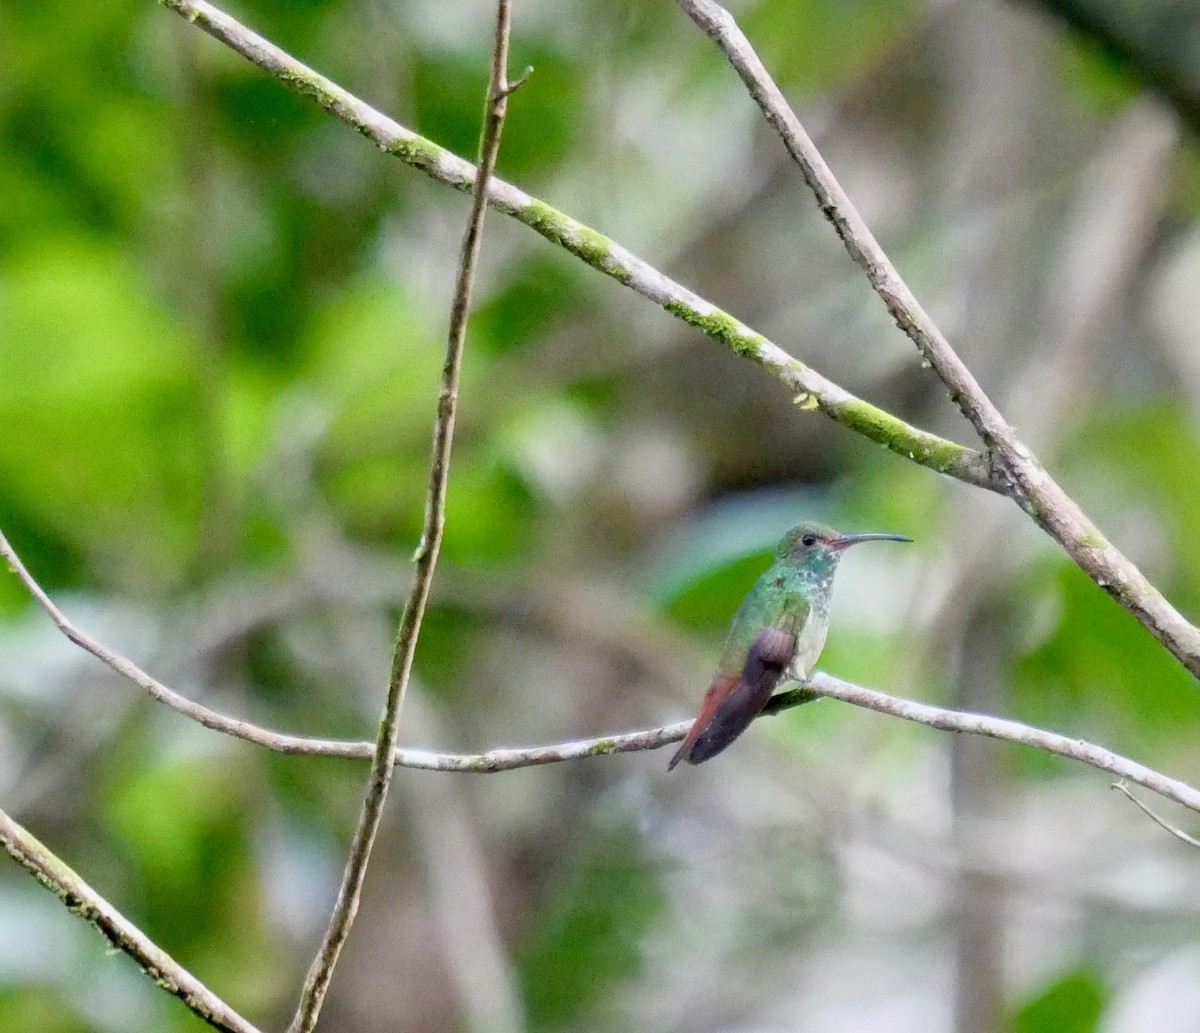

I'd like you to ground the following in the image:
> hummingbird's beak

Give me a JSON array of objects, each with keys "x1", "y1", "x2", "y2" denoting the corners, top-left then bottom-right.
[{"x1": 830, "y1": 531, "x2": 912, "y2": 550}]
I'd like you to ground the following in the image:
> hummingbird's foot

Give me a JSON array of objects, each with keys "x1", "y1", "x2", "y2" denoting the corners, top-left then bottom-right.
[{"x1": 784, "y1": 664, "x2": 809, "y2": 686}]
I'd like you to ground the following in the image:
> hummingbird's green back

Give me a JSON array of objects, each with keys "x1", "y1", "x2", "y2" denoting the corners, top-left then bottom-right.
[{"x1": 716, "y1": 545, "x2": 837, "y2": 681}]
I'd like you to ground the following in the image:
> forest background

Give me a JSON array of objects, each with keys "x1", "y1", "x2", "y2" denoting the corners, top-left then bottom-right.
[{"x1": 3, "y1": 0, "x2": 1200, "y2": 1031}]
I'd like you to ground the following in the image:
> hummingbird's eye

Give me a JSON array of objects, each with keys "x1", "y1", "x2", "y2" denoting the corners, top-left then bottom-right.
[{"x1": 801, "y1": 534, "x2": 816, "y2": 547}]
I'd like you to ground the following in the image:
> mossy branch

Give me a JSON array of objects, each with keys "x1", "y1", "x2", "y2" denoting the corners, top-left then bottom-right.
[
  {"x1": 0, "y1": 808, "x2": 262, "y2": 1033},
  {"x1": 163, "y1": 0, "x2": 1200, "y2": 674},
  {"x1": 157, "y1": 0, "x2": 996, "y2": 493}
]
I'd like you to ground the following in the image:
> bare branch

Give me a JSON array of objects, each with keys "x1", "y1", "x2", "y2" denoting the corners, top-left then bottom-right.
[
  {"x1": 672, "y1": 0, "x2": 1200, "y2": 679},
  {"x1": 0, "y1": 524, "x2": 681, "y2": 768},
  {"x1": 156, "y1": 0, "x2": 994, "y2": 491},
  {"x1": 797, "y1": 675, "x2": 1200, "y2": 819},
  {"x1": 1111, "y1": 780, "x2": 1200, "y2": 849},
  {"x1": 0, "y1": 528, "x2": 354, "y2": 756},
  {"x1": 286, "y1": 5, "x2": 518, "y2": 1031},
  {"x1": 0, "y1": 807, "x2": 263, "y2": 1033}
]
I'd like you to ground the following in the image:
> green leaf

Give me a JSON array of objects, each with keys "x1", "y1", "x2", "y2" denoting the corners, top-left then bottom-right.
[
  {"x1": 1013, "y1": 558, "x2": 1198, "y2": 763},
  {"x1": 0, "y1": 238, "x2": 205, "y2": 587},
  {"x1": 646, "y1": 488, "x2": 823, "y2": 629},
  {"x1": 737, "y1": 0, "x2": 919, "y2": 95},
  {"x1": 1013, "y1": 970, "x2": 1106, "y2": 1033},
  {"x1": 518, "y1": 822, "x2": 664, "y2": 1031}
]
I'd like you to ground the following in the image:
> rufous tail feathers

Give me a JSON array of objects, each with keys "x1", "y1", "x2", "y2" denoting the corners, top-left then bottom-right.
[{"x1": 667, "y1": 626, "x2": 794, "y2": 770}]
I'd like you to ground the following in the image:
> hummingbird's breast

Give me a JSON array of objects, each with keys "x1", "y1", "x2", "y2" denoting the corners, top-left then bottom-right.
[
  {"x1": 791, "y1": 602, "x2": 830, "y2": 677},
  {"x1": 716, "y1": 562, "x2": 834, "y2": 679},
  {"x1": 775, "y1": 567, "x2": 833, "y2": 679}
]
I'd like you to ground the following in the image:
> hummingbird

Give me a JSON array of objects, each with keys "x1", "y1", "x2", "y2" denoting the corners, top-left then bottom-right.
[{"x1": 668, "y1": 521, "x2": 910, "y2": 770}]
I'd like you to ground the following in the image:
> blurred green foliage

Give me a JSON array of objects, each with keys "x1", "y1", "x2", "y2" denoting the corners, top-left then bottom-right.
[
  {"x1": 1, "y1": 0, "x2": 1198, "y2": 1031},
  {"x1": 0, "y1": 239, "x2": 206, "y2": 588},
  {"x1": 517, "y1": 822, "x2": 665, "y2": 1032},
  {"x1": 0, "y1": 988, "x2": 90, "y2": 1033},
  {"x1": 1013, "y1": 970, "x2": 1107, "y2": 1033},
  {"x1": 740, "y1": 0, "x2": 919, "y2": 94},
  {"x1": 1013, "y1": 401, "x2": 1200, "y2": 762}
]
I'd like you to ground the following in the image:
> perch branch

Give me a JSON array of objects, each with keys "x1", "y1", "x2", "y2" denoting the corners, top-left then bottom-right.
[
  {"x1": 286, "y1": 3, "x2": 517, "y2": 1030},
  {"x1": 0, "y1": 807, "x2": 263, "y2": 1033},
  {"x1": 673, "y1": 0, "x2": 1200, "y2": 679},
  {"x1": 5, "y1": 525, "x2": 1200, "y2": 829},
  {"x1": 795, "y1": 675, "x2": 1200, "y2": 818}
]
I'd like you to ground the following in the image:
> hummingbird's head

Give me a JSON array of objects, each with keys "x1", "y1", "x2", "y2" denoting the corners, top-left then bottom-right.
[{"x1": 777, "y1": 522, "x2": 912, "y2": 565}]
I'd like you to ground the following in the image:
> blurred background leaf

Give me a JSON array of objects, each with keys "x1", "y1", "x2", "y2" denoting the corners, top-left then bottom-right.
[{"x1": 2, "y1": 0, "x2": 1200, "y2": 1031}]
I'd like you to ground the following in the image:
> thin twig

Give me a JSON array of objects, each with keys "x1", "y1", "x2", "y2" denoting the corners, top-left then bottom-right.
[
  {"x1": 1111, "y1": 780, "x2": 1200, "y2": 848},
  {"x1": 0, "y1": 528, "x2": 343, "y2": 755},
  {"x1": 0, "y1": 807, "x2": 263, "y2": 1033},
  {"x1": 672, "y1": 0, "x2": 1200, "y2": 679},
  {"x1": 156, "y1": 0, "x2": 993, "y2": 491},
  {"x1": 285, "y1": 5, "x2": 518, "y2": 1031}
]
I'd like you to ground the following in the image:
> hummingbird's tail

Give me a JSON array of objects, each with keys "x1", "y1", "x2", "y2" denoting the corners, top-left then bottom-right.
[
  {"x1": 669, "y1": 675, "x2": 739, "y2": 770},
  {"x1": 668, "y1": 626, "x2": 794, "y2": 770}
]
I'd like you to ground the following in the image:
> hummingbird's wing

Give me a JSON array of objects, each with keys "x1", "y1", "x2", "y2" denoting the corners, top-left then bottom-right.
[{"x1": 667, "y1": 625, "x2": 795, "y2": 770}]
